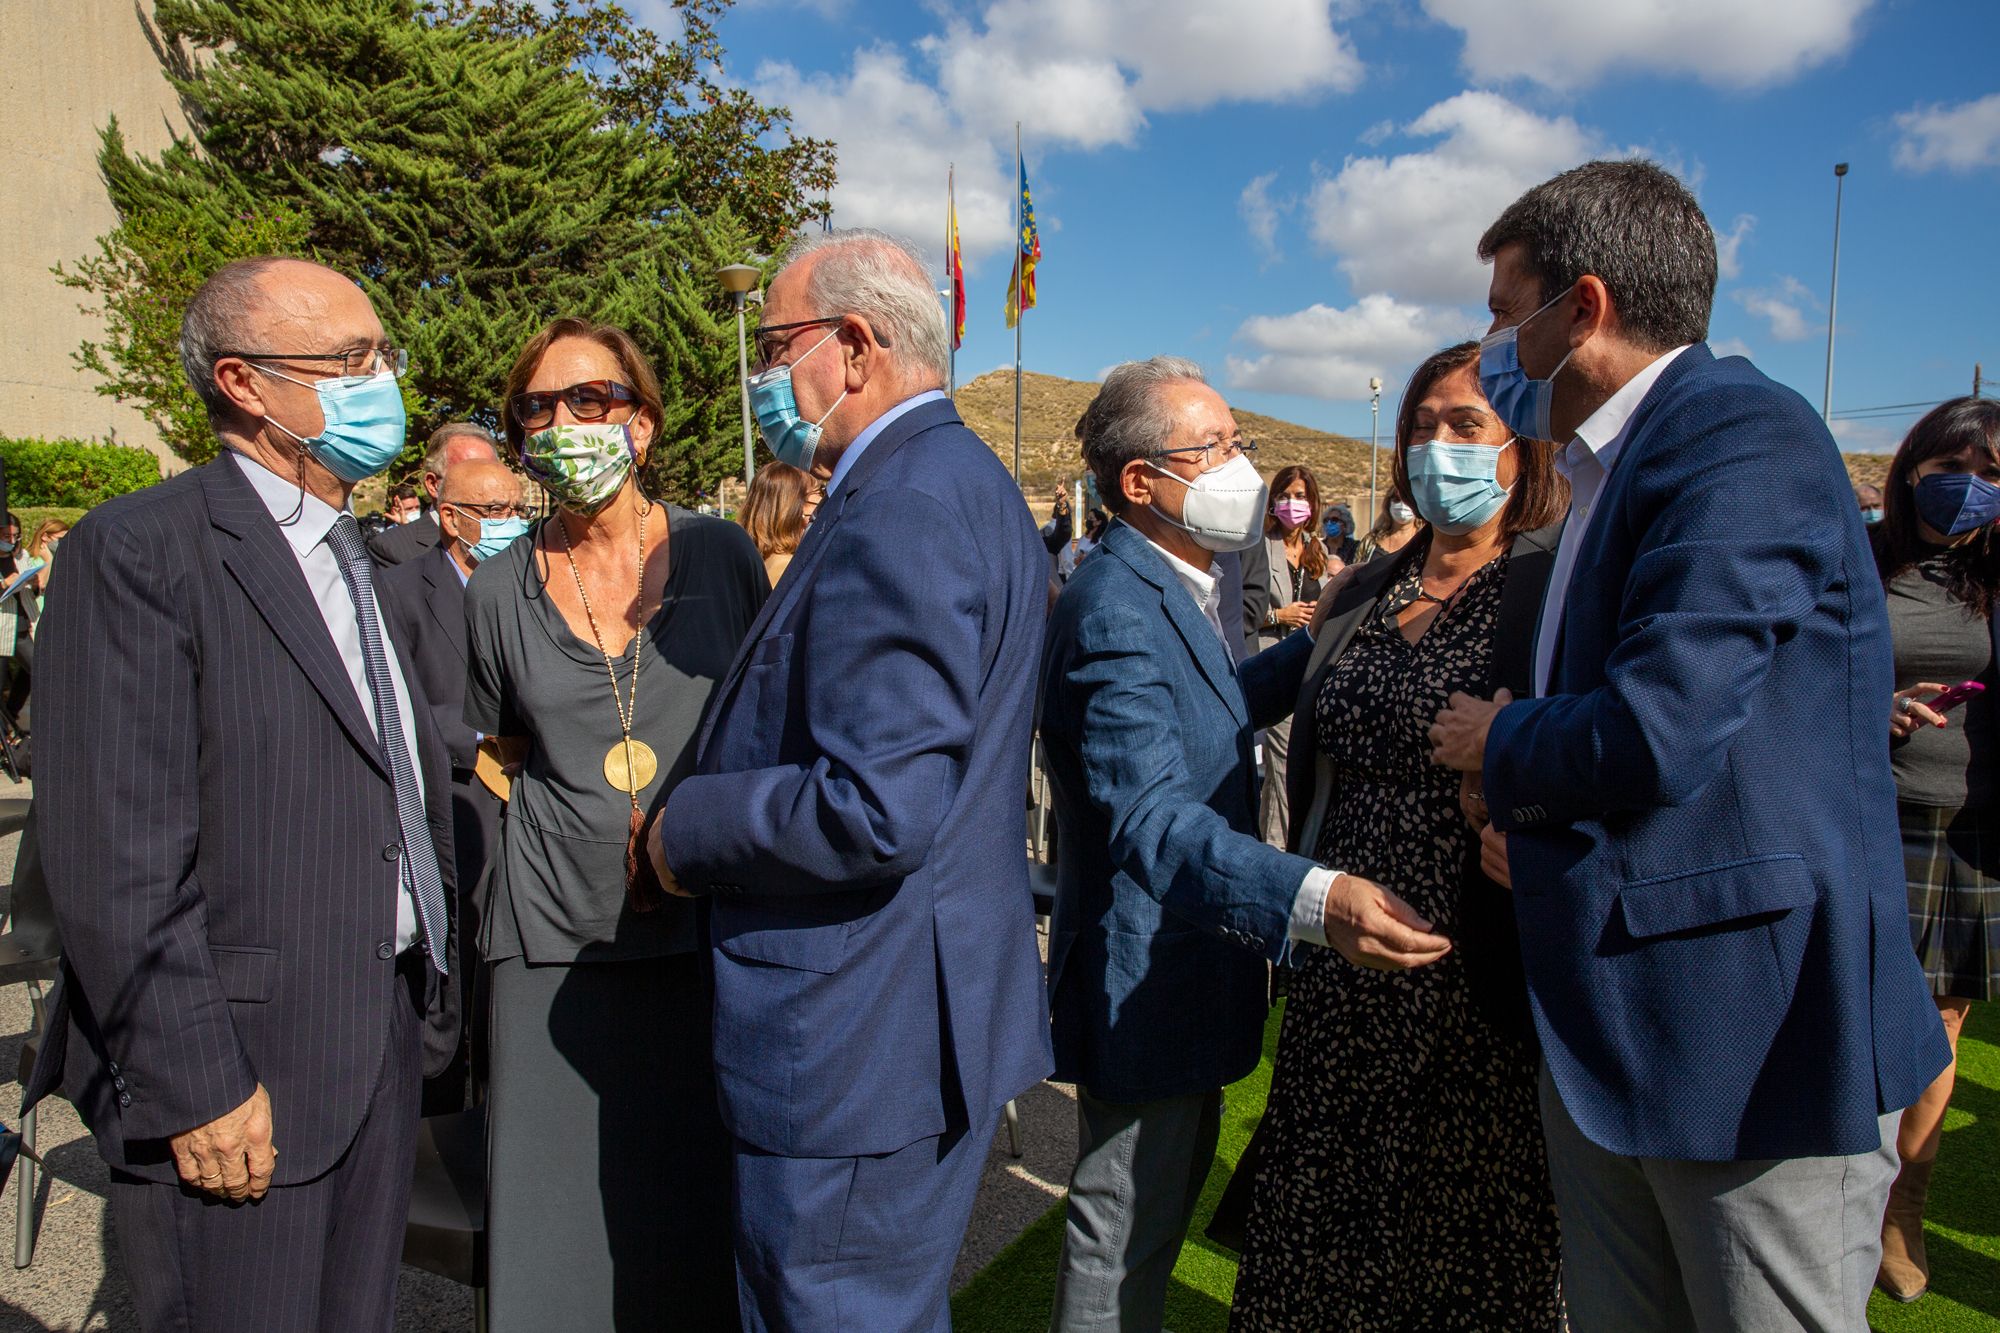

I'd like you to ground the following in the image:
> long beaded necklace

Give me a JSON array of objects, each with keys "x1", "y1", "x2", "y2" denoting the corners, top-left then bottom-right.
[{"x1": 553, "y1": 503, "x2": 657, "y2": 800}]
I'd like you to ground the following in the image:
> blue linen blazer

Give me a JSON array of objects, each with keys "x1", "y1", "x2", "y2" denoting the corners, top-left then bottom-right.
[
  {"x1": 658, "y1": 398, "x2": 1053, "y2": 1159},
  {"x1": 1485, "y1": 344, "x2": 1950, "y2": 1161},
  {"x1": 1039, "y1": 520, "x2": 1318, "y2": 1103}
]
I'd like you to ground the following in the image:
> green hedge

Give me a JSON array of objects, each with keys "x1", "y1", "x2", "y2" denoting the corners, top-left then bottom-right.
[{"x1": 0, "y1": 436, "x2": 161, "y2": 508}]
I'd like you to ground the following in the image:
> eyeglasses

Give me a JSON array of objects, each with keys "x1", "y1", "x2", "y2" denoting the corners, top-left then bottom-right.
[
  {"x1": 508, "y1": 380, "x2": 636, "y2": 431},
  {"x1": 226, "y1": 346, "x2": 409, "y2": 379},
  {"x1": 752, "y1": 314, "x2": 890, "y2": 369},
  {"x1": 1153, "y1": 437, "x2": 1257, "y2": 469},
  {"x1": 441, "y1": 500, "x2": 531, "y2": 521}
]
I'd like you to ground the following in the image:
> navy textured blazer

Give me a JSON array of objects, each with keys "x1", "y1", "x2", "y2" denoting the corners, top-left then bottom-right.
[
  {"x1": 658, "y1": 398, "x2": 1053, "y2": 1158},
  {"x1": 1040, "y1": 520, "x2": 1317, "y2": 1103},
  {"x1": 1485, "y1": 345, "x2": 1949, "y2": 1161},
  {"x1": 21, "y1": 455, "x2": 458, "y2": 1185}
]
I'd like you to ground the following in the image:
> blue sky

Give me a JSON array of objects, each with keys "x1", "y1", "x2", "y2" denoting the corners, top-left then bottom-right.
[{"x1": 684, "y1": 0, "x2": 1998, "y2": 451}]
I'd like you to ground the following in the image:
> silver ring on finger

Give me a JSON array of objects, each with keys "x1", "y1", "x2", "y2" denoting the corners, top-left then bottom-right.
[{"x1": 1899, "y1": 696, "x2": 1915, "y2": 715}]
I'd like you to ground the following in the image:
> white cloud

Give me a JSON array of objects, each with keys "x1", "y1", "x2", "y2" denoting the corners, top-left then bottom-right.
[
  {"x1": 923, "y1": 0, "x2": 1363, "y2": 151},
  {"x1": 1734, "y1": 275, "x2": 1820, "y2": 342},
  {"x1": 1240, "y1": 172, "x2": 1286, "y2": 262},
  {"x1": 1306, "y1": 91, "x2": 1608, "y2": 306},
  {"x1": 753, "y1": 0, "x2": 1364, "y2": 262},
  {"x1": 1715, "y1": 214, "x2": 1755, "y2": 280},
  {"x1": 1893, "y1": 94, "x2": 2000, "y2": 174},
  {"x1": 1831, "y1": 418, "x2": 1905, "y2": 453},
  {"x1": 1423, "y1": 0, "x2": 1874, "y2": 92},
  {"x1": 752, "y1": 49, "x2": 1016, "y2": 266},
  {"x1": 1225, "y1": 294, "x2": 1480, "y2": 401},
  {"x1": 1709, "y1": 336, "x2": 1754, "y2": 361}
]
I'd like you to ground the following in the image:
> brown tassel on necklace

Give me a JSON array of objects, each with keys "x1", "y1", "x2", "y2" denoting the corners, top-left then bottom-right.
[{"x1": 626, "y1": 801, "x2": 664, "y2": 914}]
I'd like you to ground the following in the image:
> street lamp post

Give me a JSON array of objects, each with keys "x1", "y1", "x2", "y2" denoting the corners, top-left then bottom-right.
[
  {"x1": 1822, "y1": 163, "x2": 1848, "y2": 422},
  {"x1": 1368, "y1": 376, "x2": 1383, "y2": 522},
  {"x1": 718, "y1": 263, "x2": 762, "y2": 491}
]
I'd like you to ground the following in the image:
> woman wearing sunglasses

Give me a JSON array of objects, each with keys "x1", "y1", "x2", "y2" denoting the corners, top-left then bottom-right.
[{"x1": 464, "y1": 317, "x2": 768, "y2": 1328}]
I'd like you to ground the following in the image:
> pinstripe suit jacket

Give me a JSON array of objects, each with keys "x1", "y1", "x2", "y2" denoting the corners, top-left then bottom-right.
[{"x1": 20, "y1": 453, "x2": 457, "y2": 1186}]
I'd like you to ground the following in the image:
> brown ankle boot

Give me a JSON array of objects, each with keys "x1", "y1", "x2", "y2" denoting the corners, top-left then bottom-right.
[{"x1": 1877, "y1": 1158, "x2": 1936, "y2": 1303}]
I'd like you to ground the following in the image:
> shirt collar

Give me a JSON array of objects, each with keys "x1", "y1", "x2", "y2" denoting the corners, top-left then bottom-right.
[
  {"x1": 1562, "y1": 345, "x2": 1691, "y2": 478},
  {"x1": 229, "y1": 449, "x2": 348, "y2": 557},
  {"x1": 825, "y1": 390, "x2": 949, "y2": 498},
  {"x1": 1144, "y1": 535, "x2": 1221, "y2": 609}
]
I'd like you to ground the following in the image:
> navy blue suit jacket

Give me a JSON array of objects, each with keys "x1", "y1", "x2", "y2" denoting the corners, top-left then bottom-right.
[
  {"x1": 1486, "y1": 345, "x2": 1949, "y2": 1160},
  {"x1": 1040, "y1": 521, "x2": 1316, "y2": 1102},
  {"x1": 22, "y1": 455, "x2": 458, "y2": 1184},
  {"x1": 658, "y1": 399, "x2": 1052, "y2": 1158}
]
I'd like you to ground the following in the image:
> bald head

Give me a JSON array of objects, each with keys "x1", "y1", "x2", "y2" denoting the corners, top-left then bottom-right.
[{"x1": 439, "y1": 459, "x2": 523, "y2": 508}]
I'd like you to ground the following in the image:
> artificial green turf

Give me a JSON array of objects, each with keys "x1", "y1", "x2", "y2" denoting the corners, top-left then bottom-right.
[
  {"x1": 953, "y1": 999, "x2": 2000, "y2": 1332},
  {"x1": 950, "y1": 1004, "x2": 1282, "y2": 1332}
]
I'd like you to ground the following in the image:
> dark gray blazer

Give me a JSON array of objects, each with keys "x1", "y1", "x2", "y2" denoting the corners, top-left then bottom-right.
[
  {"x1": 21, "y1": 454, "x2": 458, "y2": 1186},
  {"x1": 368, "y1": 510, "x2": 440, "y2": 566}
]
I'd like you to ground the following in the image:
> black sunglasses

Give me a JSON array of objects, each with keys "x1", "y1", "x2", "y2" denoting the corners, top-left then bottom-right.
[{"x1": 509, "y1": 380, "x2": 636, "y2": 430}]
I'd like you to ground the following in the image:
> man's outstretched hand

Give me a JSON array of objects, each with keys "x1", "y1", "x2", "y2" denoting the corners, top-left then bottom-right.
[
  {"x1": 170, "y1": 1083, "x2": 275, "y2": 1202},
  {"x1": 1322, "y1": 873, "x2": 1452, "y2": 970}
]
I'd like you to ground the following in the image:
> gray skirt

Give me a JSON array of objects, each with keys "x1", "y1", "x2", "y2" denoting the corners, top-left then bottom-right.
[
  {"x1": 485, "y1": 951, "x2": 738, "y2": 1330},
  {"x1": 1902, "y1": 802, "x2": 2000, "y2": 1001}
]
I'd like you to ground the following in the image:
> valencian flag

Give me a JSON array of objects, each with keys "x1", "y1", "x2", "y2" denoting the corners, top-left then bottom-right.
[
  {"x1": 948, "y1": 168, "x2": 966, "y2": 351},
  {"x1": 1004, "y1": 151, "x2": 1040, "y2": 329}
]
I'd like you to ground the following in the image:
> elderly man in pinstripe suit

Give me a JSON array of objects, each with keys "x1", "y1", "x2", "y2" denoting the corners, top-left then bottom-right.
[{"x1": 21, "y1": 257, "x2": 458, "y2": 1332}]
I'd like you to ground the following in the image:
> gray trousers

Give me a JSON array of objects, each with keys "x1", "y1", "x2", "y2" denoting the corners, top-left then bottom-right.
[
  {"x1": 1540, "y1": 1065, "x2": 1899, "y2": 1332},
  {"x1": 1257, "y1": 714, "x2": 1292, "y2": 850},
  {"x1": 1050, "y1": 1086, "x2": 1222, "y2": 1332}
]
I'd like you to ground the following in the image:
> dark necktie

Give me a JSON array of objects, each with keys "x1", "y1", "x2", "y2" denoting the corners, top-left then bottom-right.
[{"x1": 326, "y1": 514, "x2": 449, "y2": 974}]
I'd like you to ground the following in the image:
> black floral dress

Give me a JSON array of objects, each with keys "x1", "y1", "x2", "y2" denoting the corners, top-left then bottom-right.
[{"x1": 1230, "y1": 545, "x2": 1562, "y2": 1331}]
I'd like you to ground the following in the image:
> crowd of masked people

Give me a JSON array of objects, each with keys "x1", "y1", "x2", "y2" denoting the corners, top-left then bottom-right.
[{"x1": 14, "y1": 155, "x2": 1991, "y2": 1333}]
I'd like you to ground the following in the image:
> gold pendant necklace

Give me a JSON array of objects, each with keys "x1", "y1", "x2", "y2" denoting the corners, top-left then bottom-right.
[{"x1": 555, "y1": 506, "x2": 657, "y2": 800}]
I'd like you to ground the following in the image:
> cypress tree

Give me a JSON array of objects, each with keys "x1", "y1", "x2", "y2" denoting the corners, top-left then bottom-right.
[{"x1": 65, "y1": 0, "x2": 822, "y2": 501}]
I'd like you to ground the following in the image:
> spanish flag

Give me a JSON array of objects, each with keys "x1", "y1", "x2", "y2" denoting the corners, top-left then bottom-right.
[
  {"x1": 948, "y1": 169, "x2": 966, "y2": 351},
  {"x1": 1004, "y1": 152, "x2": 1039, "y2": 330}
]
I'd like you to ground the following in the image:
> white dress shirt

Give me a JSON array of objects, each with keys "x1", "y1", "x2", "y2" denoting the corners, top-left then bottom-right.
[
  {"x1": 231, "y1": 452, "x2": 424, "y2": 952},
  {"x1": 1532, "y1": 346, "x2": 1691, "y2": 697},
  {"x1": 1142, "y1": 534, "x2": 1333, "y2": 947}
]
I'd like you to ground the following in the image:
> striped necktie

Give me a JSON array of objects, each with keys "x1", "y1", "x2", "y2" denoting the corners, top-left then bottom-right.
[{"x1": 326, "y1": 514, "x2": 449, "y2": 974}]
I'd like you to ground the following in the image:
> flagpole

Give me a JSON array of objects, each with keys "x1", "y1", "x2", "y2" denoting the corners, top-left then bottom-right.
[
  {"x1": 1013, "y1": 123, "x2": 1023, "y2": 484},
  {"x1": 947, "y1": 164, "x2": 957, "y2": 400}
]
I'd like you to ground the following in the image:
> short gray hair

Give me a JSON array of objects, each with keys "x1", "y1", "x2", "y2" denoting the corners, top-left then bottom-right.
[
  {"x1": 1076, "y1": 357, "x2": 1208, "y2": 513},
  {"x1": 423, "y1": 422, "x2": 499, "y2": 479},
  {"x1": 775, "y1": 229, "x2": 949, "y2": 391},
  {"x1": 179, "y1": 256, "x2": 298, "y2": 423}
]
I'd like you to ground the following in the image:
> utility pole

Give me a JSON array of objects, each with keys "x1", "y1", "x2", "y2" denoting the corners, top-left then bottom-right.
[
  {"x1": 1368, "y1": 377, "x2": 1382, "y2": 521},
  {"x1": 1976, "y1": 363, "x2": 1985, "y2": 399}
]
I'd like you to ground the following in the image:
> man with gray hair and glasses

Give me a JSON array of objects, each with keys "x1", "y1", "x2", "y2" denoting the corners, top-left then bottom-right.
[
  {"x1": 22, "y1": 256, "x2": 459, "y2": 1330},
  {"x1": 1037, "y1": 357, "x2": 1449, "y2": 1329},
  {"x1": 647, "y1": 228, "x2": 1053, "y2": 1328},
  {"x1": 369, "y1": 420, "x2": 502, "y2": 565}
]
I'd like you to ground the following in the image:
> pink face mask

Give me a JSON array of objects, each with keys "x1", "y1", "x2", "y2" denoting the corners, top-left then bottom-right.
[{"x1": 1273, "y1": 498, "x2": 1313, "y2": 529}]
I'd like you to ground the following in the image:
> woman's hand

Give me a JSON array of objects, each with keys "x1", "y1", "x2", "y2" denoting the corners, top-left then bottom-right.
[
  {"x1": 1479, "y1": 826, "x2": 1512, "y2": 889},
  {"x1": 1891, "y1": 683, "x2": 1949, "y2": 740},
  {"x1": 1459, "y1": 772, "x2": 1489, "y2": 832},
  {"x1": 1273, "y1": 601, "x2": 1314, "y2": 630}
]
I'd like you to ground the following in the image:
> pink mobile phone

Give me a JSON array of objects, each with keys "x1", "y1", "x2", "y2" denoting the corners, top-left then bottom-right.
[{"x1": 1929, "y1": 680, "x2": 1987, "y2": 713}]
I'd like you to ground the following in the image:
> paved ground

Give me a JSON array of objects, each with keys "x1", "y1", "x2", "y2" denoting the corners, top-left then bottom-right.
[{"x1": 0, "y1": 775, "x2": 1077, "y2": 1330}]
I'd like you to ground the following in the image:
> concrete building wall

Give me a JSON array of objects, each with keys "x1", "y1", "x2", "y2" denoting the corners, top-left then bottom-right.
[{"x1": 1, "y1": 1, "x2": 187, "y2": 469}]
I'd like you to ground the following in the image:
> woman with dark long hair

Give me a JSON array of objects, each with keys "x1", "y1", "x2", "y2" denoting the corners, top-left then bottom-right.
[
  {"x1": 1872, "y1": 396, "x2": 2000, "y2": 1303},
  {"x1": 1232, "y1": 341, "x2": 1568, "y2": 1330},
  {"x1": 1253, "y1": 464, "x2": 1331, "y2": 845}
]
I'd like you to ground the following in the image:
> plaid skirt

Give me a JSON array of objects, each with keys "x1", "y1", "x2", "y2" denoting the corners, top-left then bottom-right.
[{"x1": 1902, "y1": 802, "x2": 2000, "y2": 1001}]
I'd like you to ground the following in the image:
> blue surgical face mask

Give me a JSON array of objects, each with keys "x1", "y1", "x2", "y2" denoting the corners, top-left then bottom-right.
[
  {"x1": 253, "y1": 366, "x2": 409, "y2": 483},
  {"x1": 1406, "y1": 438, "x2": 1515, "y2": 535},
  {"x1": 1861, "y1": 507, "x2": 1885, "y2": 526},
  {"x1": 1478, "y1": 285, "x2": 1577, "y2": 442},
  {"x1": 1913, "y1": 472, "x2": 2000, "y2": 538},
  {"x1": 746, "y1": 329, "x2": 846, "y2": 471},
  {"x1": 458, "y1": 514, "x2": 531, "y2": 562}
]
